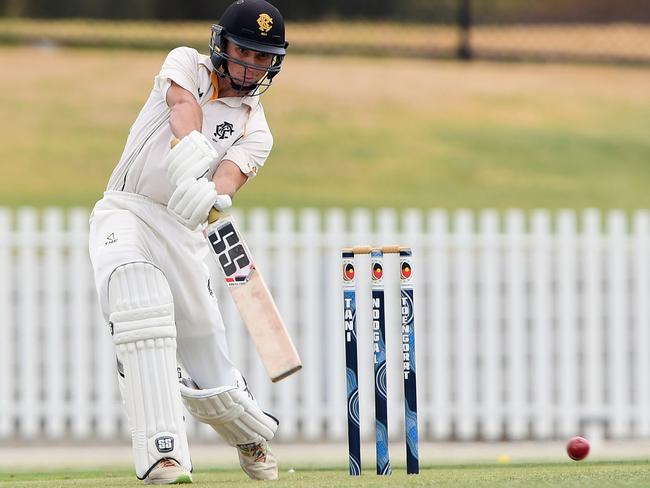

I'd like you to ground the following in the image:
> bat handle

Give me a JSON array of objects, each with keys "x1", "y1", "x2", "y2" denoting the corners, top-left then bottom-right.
[{"x1": 208, "y1": 207, "x2": 224, "y2": 224}]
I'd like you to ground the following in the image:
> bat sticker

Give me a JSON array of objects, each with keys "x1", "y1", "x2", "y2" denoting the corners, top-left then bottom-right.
[{"x1": 207, "y1": 220, "x2": 255, "y2": 285}]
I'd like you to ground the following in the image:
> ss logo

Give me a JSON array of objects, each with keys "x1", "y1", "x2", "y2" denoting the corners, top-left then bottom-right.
[
  {"x1": 208, "y1": 222, "x2": 251, "y2": 277},
  {"x1": 156, "y1": 436, "x2": 174, "y2": 453}
]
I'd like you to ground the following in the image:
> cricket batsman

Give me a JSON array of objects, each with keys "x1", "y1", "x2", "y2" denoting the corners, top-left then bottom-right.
[{"x1": 88, "y1": 0, "x2": 287, "y2": 483}]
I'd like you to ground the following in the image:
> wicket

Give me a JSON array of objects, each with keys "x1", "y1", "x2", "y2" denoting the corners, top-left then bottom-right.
[{"x1": 342, "y1": 245, "x2": 419, "y2": 476}]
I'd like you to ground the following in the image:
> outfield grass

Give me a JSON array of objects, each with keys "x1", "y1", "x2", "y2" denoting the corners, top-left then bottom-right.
[
  {"x1": 0, "y1": 46, "x2": 648, "y2": 210},
  {"x1": 2, "y1": 462, "x2": 650, "y2": 487}
]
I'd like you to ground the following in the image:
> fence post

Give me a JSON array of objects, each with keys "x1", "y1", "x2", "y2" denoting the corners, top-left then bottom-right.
[
  {"x1": 607, "y1": 211, "x2": 629, "y2": 438},
  {"x1": 583, "y1": 209, "x2": 605, "y2": 440},
  {"x1": 0, "y1": 209, "x2": 11, "y2": 439},
  {"x1": 633, "y1": 211, "x2": 650, "y2": 437},
  {"x1": 429, "y1": 209, "x2": 450, "y2": 440},
  {"x1": 17, "y1": 208, "x2": 39, "y2": 439},
  {"x1": 505, "y1": 210, "x2": 526, "y2": 440},
  {"x1": 558, "y1": 210, "x2": 579, "y2": 437},
  {"x1": 324, "y1": 208, "x2": 347, "y2": 440},
  {"x1": 454, "y1": 210, "x2": 476, "y2": 440},
  {"x1": 531, "y1": 210, "x2": 552, "y2": 439},
  {"x1": 275, "y1": 209, "x2": 300, "y2": 440},
  {"x1": 299, "y1": 208, "x2": 323, "y2": 440},
  {"x1": 69, "y1": 208, "x2": 91, "y2": 439},
  {"x1": 44, "y1": 208, "x2": 66, "y2": 438},
  {"x1": 479, "y1": 209, "x2": 500, "y2": 440},
  {"x1": 457, "y1": 0, "x2": 473, "y2": 60}
]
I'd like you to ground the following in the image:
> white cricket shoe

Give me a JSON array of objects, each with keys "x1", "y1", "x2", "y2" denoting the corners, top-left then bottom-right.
[
  {"x1": 237, "y1": 440, "x2": 278, "y2": 480},
  {"x1": 144, "y1": 458, "x2": 192, "y2": 485}
]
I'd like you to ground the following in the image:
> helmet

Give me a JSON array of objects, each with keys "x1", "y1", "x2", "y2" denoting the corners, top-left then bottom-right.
[{"x1": 209, "y1": 0, "x2": 289, "y2": 95}]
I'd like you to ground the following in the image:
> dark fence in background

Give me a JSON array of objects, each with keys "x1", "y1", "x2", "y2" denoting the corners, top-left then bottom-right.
[
  {"x1": 0, "y1": 0, "x2": 648, "y2": 64},
  {"x1": 2, "y1": 0, "x2": 649, "y2": 23}
]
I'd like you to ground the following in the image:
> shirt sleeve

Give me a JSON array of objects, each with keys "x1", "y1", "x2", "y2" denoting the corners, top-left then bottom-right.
[
  {"x1": 153, "y1": 47, "x2": 201, "y2": 103},
  {"x1": 222, "y1": 105, "x2": 273, "y2": 178}
]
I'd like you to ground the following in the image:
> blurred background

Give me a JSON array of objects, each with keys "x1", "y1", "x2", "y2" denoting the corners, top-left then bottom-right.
[
  {"x1": 1, "y1": 0, "x2": 649, "y2": 209},
  {"x1": 0, "y1": 0, "x2": 649, "y2": 471}
]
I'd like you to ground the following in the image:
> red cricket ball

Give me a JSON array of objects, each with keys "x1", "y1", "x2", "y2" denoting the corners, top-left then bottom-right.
[{"x1": 566, "y1": 436, "x2": 590, "y2": 461}]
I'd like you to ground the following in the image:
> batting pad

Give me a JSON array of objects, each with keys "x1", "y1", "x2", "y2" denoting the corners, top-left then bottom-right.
[
  {"x1": 180, "y1": 383, "x2": 278, "y2": 446},
  {"x1": 108, "y1": 262, "x2": 191, "y2": 479}
]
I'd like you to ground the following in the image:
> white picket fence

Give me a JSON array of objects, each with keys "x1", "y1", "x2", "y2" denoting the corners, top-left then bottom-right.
[{"x1": 0, "y1": 207, "x2": 649, "y2": 443}]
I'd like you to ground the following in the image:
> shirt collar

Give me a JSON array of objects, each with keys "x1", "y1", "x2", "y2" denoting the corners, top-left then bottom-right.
[{"x1": 202, "y1": 60, "x2": 259, "y2": 110}]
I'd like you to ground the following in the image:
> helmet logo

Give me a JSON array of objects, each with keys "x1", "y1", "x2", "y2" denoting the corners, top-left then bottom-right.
[{"x1": 257, "y1": 13, "x2": 273, "y2": 35}]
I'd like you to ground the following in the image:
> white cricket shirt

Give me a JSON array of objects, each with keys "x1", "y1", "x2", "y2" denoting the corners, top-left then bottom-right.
[{"x1": 106, "y1": 47, "x2": 273, "y2": 205}]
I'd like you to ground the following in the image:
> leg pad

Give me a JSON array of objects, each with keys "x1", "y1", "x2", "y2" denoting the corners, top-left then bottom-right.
[{"x1": 108, "y1": 262, "x2": 191, "y2": 478}]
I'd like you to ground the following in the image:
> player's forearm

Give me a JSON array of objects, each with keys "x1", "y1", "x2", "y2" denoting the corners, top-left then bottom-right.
[
  {"x1": 213, "y1": 160, "x2": 248, "y2": 198},
  {"x1": 169, "y1": 100, "x2": 203, "y2": 139}
]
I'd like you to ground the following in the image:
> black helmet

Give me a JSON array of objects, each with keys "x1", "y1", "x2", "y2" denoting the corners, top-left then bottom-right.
[{"x1": 209, "y1": 0, "x2": 289, "y2": 95}]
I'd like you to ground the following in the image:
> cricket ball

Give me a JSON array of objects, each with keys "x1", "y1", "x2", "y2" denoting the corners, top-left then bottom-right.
[{"x1": 566, "y1": 436, "x2": 590, "y2": 461}]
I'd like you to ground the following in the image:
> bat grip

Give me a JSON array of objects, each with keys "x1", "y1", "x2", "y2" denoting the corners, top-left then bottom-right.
[{"x1": 208, "y1": 207, "x2": 224, "y2": 224}]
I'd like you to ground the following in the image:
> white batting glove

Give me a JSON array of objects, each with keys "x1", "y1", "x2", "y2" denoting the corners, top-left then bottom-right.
[
  {"x1": 213, "y1": 193, "x2": 233, "y2": 212},
  {"x1": 165, "y1": 130, "x2": 220, "y2": 186},
  {"x1": 168, "y1": 178, "x2": 219, "y2": 230}
]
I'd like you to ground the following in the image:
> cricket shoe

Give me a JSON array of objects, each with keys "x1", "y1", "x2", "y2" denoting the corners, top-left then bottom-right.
[
  {"x1": 237, "y1": 440, "x2": 278, "y2": 480},
  {"x1": 144, "y1": 458, "x2": 192, "y2": 485}
]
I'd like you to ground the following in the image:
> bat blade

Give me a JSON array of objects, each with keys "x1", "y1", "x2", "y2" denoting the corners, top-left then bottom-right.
[
  {"x1": 230, "y1": 270, "x2": 302, "y2": 381},
  {"x1": 206, "y1": 209, "x2": 302, "y2": 382}
]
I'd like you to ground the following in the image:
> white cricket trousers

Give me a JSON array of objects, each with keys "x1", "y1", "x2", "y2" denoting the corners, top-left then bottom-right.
[{"x1": 88, "y1": 190, "x2": 236, "y2": 388}]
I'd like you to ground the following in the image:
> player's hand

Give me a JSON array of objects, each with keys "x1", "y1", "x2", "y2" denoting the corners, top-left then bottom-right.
[
  {"x1": 165, "y1": 130, "x2": 220, "y2": 186},
  {"x1": 168, "y1": 177, "x2": 220, "y2": 230}
]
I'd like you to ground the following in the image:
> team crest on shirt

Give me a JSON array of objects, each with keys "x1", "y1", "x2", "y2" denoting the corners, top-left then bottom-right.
[
  {"x1": 214, "y1": 121, "x2": 234, "y2": 139},
  {"x1": 257, "y1": 13, "x2": 273, "y2": 35}
]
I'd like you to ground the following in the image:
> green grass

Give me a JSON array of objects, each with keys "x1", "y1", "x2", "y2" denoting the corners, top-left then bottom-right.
[
  {"x1": 0, "y1": 46, "x2": 648, "y2": 210},
  {"x1": 2, "y1": 462, "x2": 650, "y2": 487}
]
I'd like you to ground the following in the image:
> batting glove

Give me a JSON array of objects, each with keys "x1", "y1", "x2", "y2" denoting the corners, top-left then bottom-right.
[
  {"x1": 165, "y1": 130, "x2": 220, "y2": 186},
  {"x1": 168, "y1": 177, "x2": 224, "y2": 230}
]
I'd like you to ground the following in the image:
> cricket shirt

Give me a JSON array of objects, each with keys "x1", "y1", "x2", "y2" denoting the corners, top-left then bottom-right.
[{"x1": 106, "y1": 46, "x2": 273, "y2": 205}]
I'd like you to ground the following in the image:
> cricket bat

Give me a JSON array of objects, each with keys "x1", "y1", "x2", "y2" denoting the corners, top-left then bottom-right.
[
  {"x1": 205, "y1": 208, "x2": 302, "y2": 382},
  {"x1": 169, "y1": 137, "x2": 301, "y2": 382}
]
